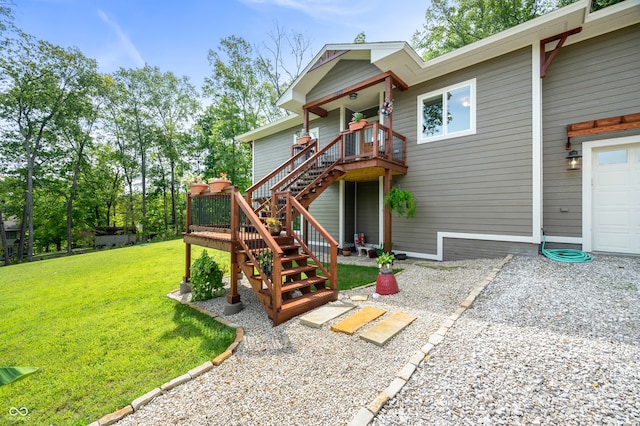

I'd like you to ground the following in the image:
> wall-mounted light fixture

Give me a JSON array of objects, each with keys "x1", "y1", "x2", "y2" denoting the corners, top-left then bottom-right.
[
  {"x1": 349, "y1": 93, "x2": 358, "y2": 100},
  {"x1": 566, "y1": 149, "x2": 582, "y2": 171}
]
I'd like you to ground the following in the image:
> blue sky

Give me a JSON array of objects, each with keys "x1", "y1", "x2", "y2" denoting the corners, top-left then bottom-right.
[{"x1": 14, "y1": 0, "x2": 430, "y2": 90}]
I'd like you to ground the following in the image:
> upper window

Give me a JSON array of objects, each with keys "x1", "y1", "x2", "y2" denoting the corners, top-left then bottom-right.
[{"x1": 417, "y1": 79, "x2": 476, "y2": 143}]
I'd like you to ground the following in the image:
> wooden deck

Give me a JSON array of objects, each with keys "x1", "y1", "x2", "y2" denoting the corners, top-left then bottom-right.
[{"x1": 183, "y1": 230, "x2": 234, "y2": 252}]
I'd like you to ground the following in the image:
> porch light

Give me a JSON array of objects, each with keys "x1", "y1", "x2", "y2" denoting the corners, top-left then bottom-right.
[
  {"x1": 566, "y1": 149, "x2": 582, "y2": 171},
  {"x1": 349, "y1": 93, "x2": 358, "y2": 100}
]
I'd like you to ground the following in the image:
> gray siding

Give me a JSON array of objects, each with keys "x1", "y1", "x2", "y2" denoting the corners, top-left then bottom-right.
[
  {"x1": 308, "y1": 60, "x2": 381, "y2": 103},
  {"x1": 390, "y1": 47, "x2": 534, "y2": 255},
  {"x1": 443, "y1": 239, "x2": 537, "y2": 261},
  {"x1": 542, "y1": 24, "x2": 640, "y2": 237},
  {"x1": 355, "y1": 182, "x2": 380, "y2": 246},
  {"x1": 253, "y1": 111, "x2": 342, "y2": 182}
]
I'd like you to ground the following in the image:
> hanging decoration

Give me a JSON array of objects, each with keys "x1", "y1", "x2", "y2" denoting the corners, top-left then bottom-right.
[{"x1": 380, "y1": 100, "x2": 393, "y2": 116}]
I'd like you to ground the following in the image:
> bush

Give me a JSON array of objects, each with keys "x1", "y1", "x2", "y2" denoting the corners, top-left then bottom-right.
[{"x1": 190, "y1": 250, "x2": 224, "y2": 301}]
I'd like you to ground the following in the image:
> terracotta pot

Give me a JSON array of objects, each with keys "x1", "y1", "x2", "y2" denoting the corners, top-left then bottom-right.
[
  {"x1": 208, "y1": 179, "x2": 231, "y2": 193},
  {"x1": 349, "y1": 119, "x2": 367, "y2": 131},
  {"x1": 368, "y1": 249, "x2": 377, "y2": 258},
  {"x1": 297, "y1": 136, "x2": 311, "y2": 144},
  {"x1": 342, "y1": 248, "x2": 351, "y2": 256},
  {"x1": 190, "y1": 183, "x2": 208, "y2": 195}
]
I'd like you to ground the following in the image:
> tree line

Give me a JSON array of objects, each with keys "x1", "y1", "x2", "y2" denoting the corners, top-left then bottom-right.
[{"x1": 0, "y1": 5, "x2": 311, "y2": 264}]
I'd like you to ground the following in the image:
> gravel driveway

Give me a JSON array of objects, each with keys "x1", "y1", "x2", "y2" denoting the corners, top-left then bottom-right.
[
  {"x1": 375, "y1": 254, "x2": 640, "y2": 425},
  {"x1": 114, "y1": 254, "x2": 639, "y2": 425}
]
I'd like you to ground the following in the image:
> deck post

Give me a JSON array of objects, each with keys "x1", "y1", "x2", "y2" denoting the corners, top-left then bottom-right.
[
  {"x1": 383, "y1": 169, "x2": 393, "y2": 253},
  {"x1": 183, "y1": 193, "x2": 192, "y2": 285},
  {"x1": 227, "y1": 190, "x2": 241, "y2": 305}
]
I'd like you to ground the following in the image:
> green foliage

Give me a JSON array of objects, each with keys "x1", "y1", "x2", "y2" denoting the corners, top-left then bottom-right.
[
  {"x1": 0, "y1": 367, "x2": 39, "y2": 386},
  {"x1": 257, "y1": 249, "x2": 273, "y2": 277},
  {"x1": 190, "y1": 249, "x2": 225, "y2": 301},
  {"x1": 354, "y1": 31, "x2": 366, "y2": 43},
  {"x1": 0, "y1": 240, "x2": 235, "y2": 424},
  {"x1": 412, "y1": 0, "x2": 578, "y2": 60},
  {"x1": 591, "y1": 0, "x2": 625, "y2": 11},
  {"x1": 384, "y1": 187, "x2": 417, "y2": 218},
  {"x1": 376, "y1": 252, "x2": 395, "y2": 269}
]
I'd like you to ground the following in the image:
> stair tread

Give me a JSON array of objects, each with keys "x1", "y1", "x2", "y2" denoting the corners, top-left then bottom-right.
[
  {"x1": 281, "y1": 265, "x2": 317, "y2": 276},
  {"x1": 280, "y1": 288, "x2": 336, "y2": 309},
  {"x1": 260, "y1": 276, "x2": 328, "y2": 295}
]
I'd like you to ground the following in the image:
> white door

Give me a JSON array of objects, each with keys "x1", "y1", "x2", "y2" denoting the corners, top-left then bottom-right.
[{"x1": 592, "y1": 143, "x2": 640, "y2": 254}]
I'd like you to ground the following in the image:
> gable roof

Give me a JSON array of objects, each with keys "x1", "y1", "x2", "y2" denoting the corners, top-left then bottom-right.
[{"x1": 238, "y1": 0, "x2": 640, "y2": 142}]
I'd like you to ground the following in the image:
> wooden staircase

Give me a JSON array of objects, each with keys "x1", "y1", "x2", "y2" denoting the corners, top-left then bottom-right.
[{"x1": 238, "y1": 233, "x2": 338, "y2": 325}]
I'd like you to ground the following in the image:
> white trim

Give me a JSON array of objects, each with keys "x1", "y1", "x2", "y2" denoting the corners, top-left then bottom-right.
[
  {"x1": 532, "y1": 42, "x2": 543, "y2": 244},
  {"x1": 407, "y1": 232, "x2": 535, "y2": 261},
  {"x1": 416, "y1": 79, "x2": 476, "y2": 144},
  {"x1": 378, "y1": 176, "x2": 384, "y2": 247},
  {"x1": 544, "y1": 235, "x2": 583, "y2": 244},
  {"x1": 582, "y1": 135, "x2": 640, "y2": 253}
]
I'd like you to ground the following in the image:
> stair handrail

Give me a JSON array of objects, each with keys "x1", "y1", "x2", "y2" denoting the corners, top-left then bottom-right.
[
  {"x1": 285, "y1": 193, "x2": 338, "y2": 291},
  {"x1": 245, "y1": 139, "x2": 317, "y2": 209},
  {"x1": 232, "y1": 188, "x2": 284, "y2": 309},
  {"x1": 270, "y1": 134, "x2": 343, "y2": 210}
]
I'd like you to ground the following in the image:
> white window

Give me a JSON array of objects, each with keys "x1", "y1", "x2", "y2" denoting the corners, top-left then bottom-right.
[{"x1": 417, "y1": 79, "x2": 476, "y2": 143}]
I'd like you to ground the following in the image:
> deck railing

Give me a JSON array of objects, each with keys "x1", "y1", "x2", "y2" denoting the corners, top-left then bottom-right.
[
  {"x1": 231, "y1": 189, "x2": 284, "y2": 307},
  {"x1": 285, "y1": 194, "x2": 337, "y2": 291},
  {"x1": 342, "y1": 122, "x2": 406, "y2": 164},
  {"x1": 245, "y1": 140, "x2": 317, "y2": 218}
]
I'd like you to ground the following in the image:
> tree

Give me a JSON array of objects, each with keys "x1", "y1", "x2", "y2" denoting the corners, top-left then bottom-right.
[
  {"x1": 145, "y1": 67, "x2": 198, "y2": 234},
  {"x1": 412, "y1": 0, "x2": 579, "y2": 60},
  {"x1": 0, "y1": 33, "x2": 99, "y2": 260},
  {"x1": 354, "y1": 31, "x2": 366, "y2": 44},
  {"x1": 254, "y1": 22, "x2": 312, "y2": 113}
]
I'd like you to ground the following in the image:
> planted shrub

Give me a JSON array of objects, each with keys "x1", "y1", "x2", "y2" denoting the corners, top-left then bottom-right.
[{"x1": 190, "y1": 250, "x2": 224, "y2": 301}]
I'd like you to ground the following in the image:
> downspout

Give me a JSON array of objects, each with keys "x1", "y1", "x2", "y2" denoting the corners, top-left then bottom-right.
[{"x1": 532, "y1": 41, "x2": 543, "y2": 245}]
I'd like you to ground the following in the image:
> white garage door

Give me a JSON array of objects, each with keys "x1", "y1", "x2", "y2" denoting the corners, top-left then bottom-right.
[{"x1": 592, "y1": 143, "x2": 640, "y2": 254}]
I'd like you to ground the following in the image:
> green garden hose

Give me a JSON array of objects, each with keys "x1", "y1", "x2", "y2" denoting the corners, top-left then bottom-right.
[{"x1": 541, "y1": 234, "x2": 592, "y2": 263}]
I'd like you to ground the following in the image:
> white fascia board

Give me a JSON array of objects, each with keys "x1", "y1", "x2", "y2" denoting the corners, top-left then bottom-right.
[{"x1": 235, "y1": 114, "x2": 302, "y2": 143}]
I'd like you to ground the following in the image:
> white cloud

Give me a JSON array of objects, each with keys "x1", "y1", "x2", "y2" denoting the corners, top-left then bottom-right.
[{"x1": 97, "y1": 9, "x2": 145, "y2": 69}]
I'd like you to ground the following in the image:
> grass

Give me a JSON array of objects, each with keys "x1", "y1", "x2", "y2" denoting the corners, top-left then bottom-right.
[{"x1": 0, "y1": 240, "x2": 235, "y2": 425}]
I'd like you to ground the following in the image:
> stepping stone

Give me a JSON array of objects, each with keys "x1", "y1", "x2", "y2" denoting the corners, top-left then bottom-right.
[
  {"x1": 350, "y1": 294, "x2": 368, "y2": 302},
  {"x1": 360, "y1": 312, "x2": 417, "y2": 346},
  {"x1": 331, "y1": 306, "x2": 387, "y2": 335},
  {"x1": 299, "y1": 300, "x2": 356, "y2": 328}
]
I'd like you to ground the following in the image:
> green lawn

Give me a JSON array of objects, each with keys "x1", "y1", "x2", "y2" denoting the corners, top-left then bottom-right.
[
  {"x1": 0, "y1": 241, "x2": 389, "y2": 424},
  {"x1": 0, "y1": 240, "x2": 235, "y2": 425}
]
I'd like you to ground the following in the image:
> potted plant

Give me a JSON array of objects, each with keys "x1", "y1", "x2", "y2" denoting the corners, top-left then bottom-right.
[
  {"x1": 265, "y1": 216, "x2": 282, "y2": 236},
  {"x1": 349, "y1": 112, "x2": 367, "y2": 131},
  {"x1": 342, "y1": 246, "x2": 351, "y2": 256},
  {"x1": 208, "y1": 172, "x2": 232, "y2": 193},
  {"x1": 296, "y1": 129, "x2": 312, "y2": 144},
  {"x1": 384, "y1": 187, "x2": 416, "y2": 218},
  {"x1": 256, "y1": 249, "x2": 273, "y2": 278},
  {"x1": 186, "y1": 173, "x2": 208, "y2": 195},
  {"x1": 375, "y1": 252, "x2": 399, "y2": 295},
  {"x1": 376, "y1": 252, "x2": 395, "y2": 272}
]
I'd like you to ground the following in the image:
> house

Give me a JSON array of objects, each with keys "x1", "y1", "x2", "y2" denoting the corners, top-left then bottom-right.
[
  {"x1": 237, "y1": 0, "x2": 640, "y2": 261},
  {"x1": 184, "y1": 0, "x2": 639, "y2": 324},
  {"x1": 0, "y1": 216, "x2": 21, "y2": 259}
]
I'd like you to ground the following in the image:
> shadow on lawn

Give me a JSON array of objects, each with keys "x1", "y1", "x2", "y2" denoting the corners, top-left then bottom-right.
[{"x1": 160, "y1": 303, "x2": 236, "y2": 354}]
